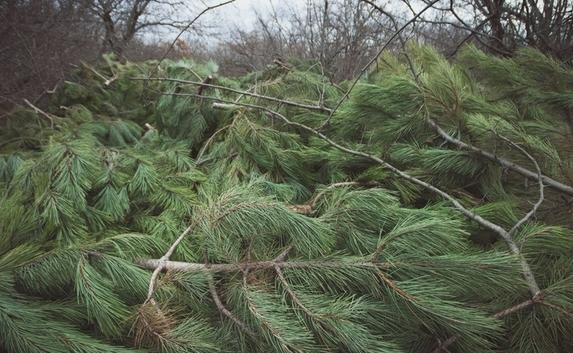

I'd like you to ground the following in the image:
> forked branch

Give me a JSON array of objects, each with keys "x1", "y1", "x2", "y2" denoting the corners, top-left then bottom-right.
[
  {"x1": 495, "y1": 134, "x2": 545, "y2": 235},
  {"x1": 143, "y1": 222, "x2": 195, "y2": 305},
  {"x1": 208, "y1": 275, "x2": 256, "y2": 337}
]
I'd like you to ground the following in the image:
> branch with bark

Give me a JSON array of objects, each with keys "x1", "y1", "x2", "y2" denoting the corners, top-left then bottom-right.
[
  {"x1": 427, "y1": 119, "x2": 573, "y2": 196},
  {"x1": 143, "y1": 222, "x2": 195, "y2": 306},
  {"x1": 137, "y1": 258, "x2": 386, "y2": 273},
  {"x1": 133, "y1": 77, "x2": 332, "y2": 113},
  {"x1": 187, "y1": 94, "x2": 543, "y2": 298}
]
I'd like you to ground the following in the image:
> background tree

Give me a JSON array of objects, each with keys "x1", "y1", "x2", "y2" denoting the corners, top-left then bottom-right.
[{"x1": 87, "y1": 0, "x2": 192, "y2": 57}]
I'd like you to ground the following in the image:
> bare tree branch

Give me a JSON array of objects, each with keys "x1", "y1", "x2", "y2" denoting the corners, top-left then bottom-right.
[
  {"x1": 137, "y1": 258, "x2": 386, "y2": 272},
  {"x1": 150, "y1": 0, "x2": 235, "y2": 75}
]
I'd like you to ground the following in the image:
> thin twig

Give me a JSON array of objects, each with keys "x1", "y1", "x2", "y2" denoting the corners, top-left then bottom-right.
[
  {"x1": 143, "y1": 222, "x2": 195, "y2": 305},
  {"x1": 494, "y1": 134, "x2": 545, "y2": 235},
  {"x1": 196, "y1": 125, "x2": 231, "y2": 163},
  {"x1": 433, "y1": 294, "x2": 544, "y2": 353},
  {"x1": 273, "y1": 246, "x2": 293, "y2": 262},
  {"x1": 207, "y1": 275, "x2": 256, "y2": 337},
  {"x1": 81, "y1": 62, "x2": 118, "y2": 86},
  {"x1": 275, "y1": 264, "x2": 316, "y2": 318},
  {"x1": 23, "y1": 99, "x2": 56, "y2": 128},
  {"x1": 287, "y1": 181, "x2": 381, "y2": 214},
  {"x1": 149, "y1": 0, "x2": 235, "y2": 77}
]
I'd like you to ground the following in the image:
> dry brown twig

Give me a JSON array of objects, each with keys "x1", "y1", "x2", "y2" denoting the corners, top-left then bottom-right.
[{"x1": 23, "y1": 99, "x2": 56, "y2": 128}]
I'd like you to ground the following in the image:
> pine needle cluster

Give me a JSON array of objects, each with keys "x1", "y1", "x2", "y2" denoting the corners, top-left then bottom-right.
[{"x1": 0, "y1": 47, "x2": 572, "y2": 353}]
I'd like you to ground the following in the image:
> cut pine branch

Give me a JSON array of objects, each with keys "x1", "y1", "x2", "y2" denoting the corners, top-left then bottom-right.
[
  {"x1": 203, "y1": 95, "x2": 542, "y2": 297},
  {"x1": 427, "y1": 118, "x2": 573, "y2": 196},
  {"x1": 133, "y1": 77, "x2": 333, "y2": 113},
  {"x1": 137, "y1": 259, "x2": 388, "y2": 273},
  {"x1": 144, "y1": 222, "x2": 196, "y2": 305}
]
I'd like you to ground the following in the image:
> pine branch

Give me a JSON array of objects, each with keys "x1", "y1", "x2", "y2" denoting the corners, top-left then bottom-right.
[
  {"x1": 202, "y1": 95, "x2": 542, "y2": 297},
  {"x1": 427, "y1": 118, "x2": 573, "y2": 196},
  {"x1": 136, "y1": 78, "x2": 332, "y2": 113},
  {"x1": 320, "y1": 0, "x2": 441, "y2": 129},
  {"x1": 496, "y1": 134, "x2": 545, "y2": 235},
  {"x1": 137, "y1": 259, "x2": 387, "y2": 273},
  {"x1": 144, "y1": 222, "x2": 195, "y2": 305}
]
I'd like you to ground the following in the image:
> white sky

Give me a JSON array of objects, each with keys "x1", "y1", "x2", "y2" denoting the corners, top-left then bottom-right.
[
  {"x1": 145, "y1": 0, "x2": 431, "y2": 44},
  {"x1": 202, "y1": 0, "x2": 307, "y2": 28},
  {"x1": 145, "y1": 0, "x2": 306, "y2": 43}
]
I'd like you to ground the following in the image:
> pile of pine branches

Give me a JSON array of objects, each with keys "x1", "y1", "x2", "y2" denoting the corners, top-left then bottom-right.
[{"x1": 1, "y1": 46, "x2": 572, "y2": 353}]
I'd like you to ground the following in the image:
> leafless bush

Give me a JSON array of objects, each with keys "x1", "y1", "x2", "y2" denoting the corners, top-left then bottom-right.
[
  {"x1": 214, "y1": 0, "x2": 398, "y2": 81},
  {"x1": 0, "y1": 0, "x2": 194, "y2": 112},
  {"x1": 2, "y1": 0, "x2": 572, "y2": 112},
  {"x1": 0, "y1": 1, "x2": 100, "y2": 111},
  {"x1": 211, "y1": 0, "x2": 572, "y2": 82}
]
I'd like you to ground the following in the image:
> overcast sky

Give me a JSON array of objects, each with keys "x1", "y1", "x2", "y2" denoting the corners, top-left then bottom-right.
[
  {"x1": 145, "y1": 0, "x2": 427, "y2": 44},
  {"x1": 188, "y1": 0, "x2": 419, "y2": 33},
  {"x1": 145, "y1": 0, "x2": 307, "y2": 43}
]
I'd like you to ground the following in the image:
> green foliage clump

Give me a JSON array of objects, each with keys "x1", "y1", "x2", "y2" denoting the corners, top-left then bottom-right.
[{"x1": 0, "y1": 46, "x2": 572, "y2": 353}]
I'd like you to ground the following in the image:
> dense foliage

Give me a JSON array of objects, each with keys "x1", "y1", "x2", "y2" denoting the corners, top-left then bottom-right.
[{"x1": 1, "y1": 46, "x2": 572, "y2": 353}]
